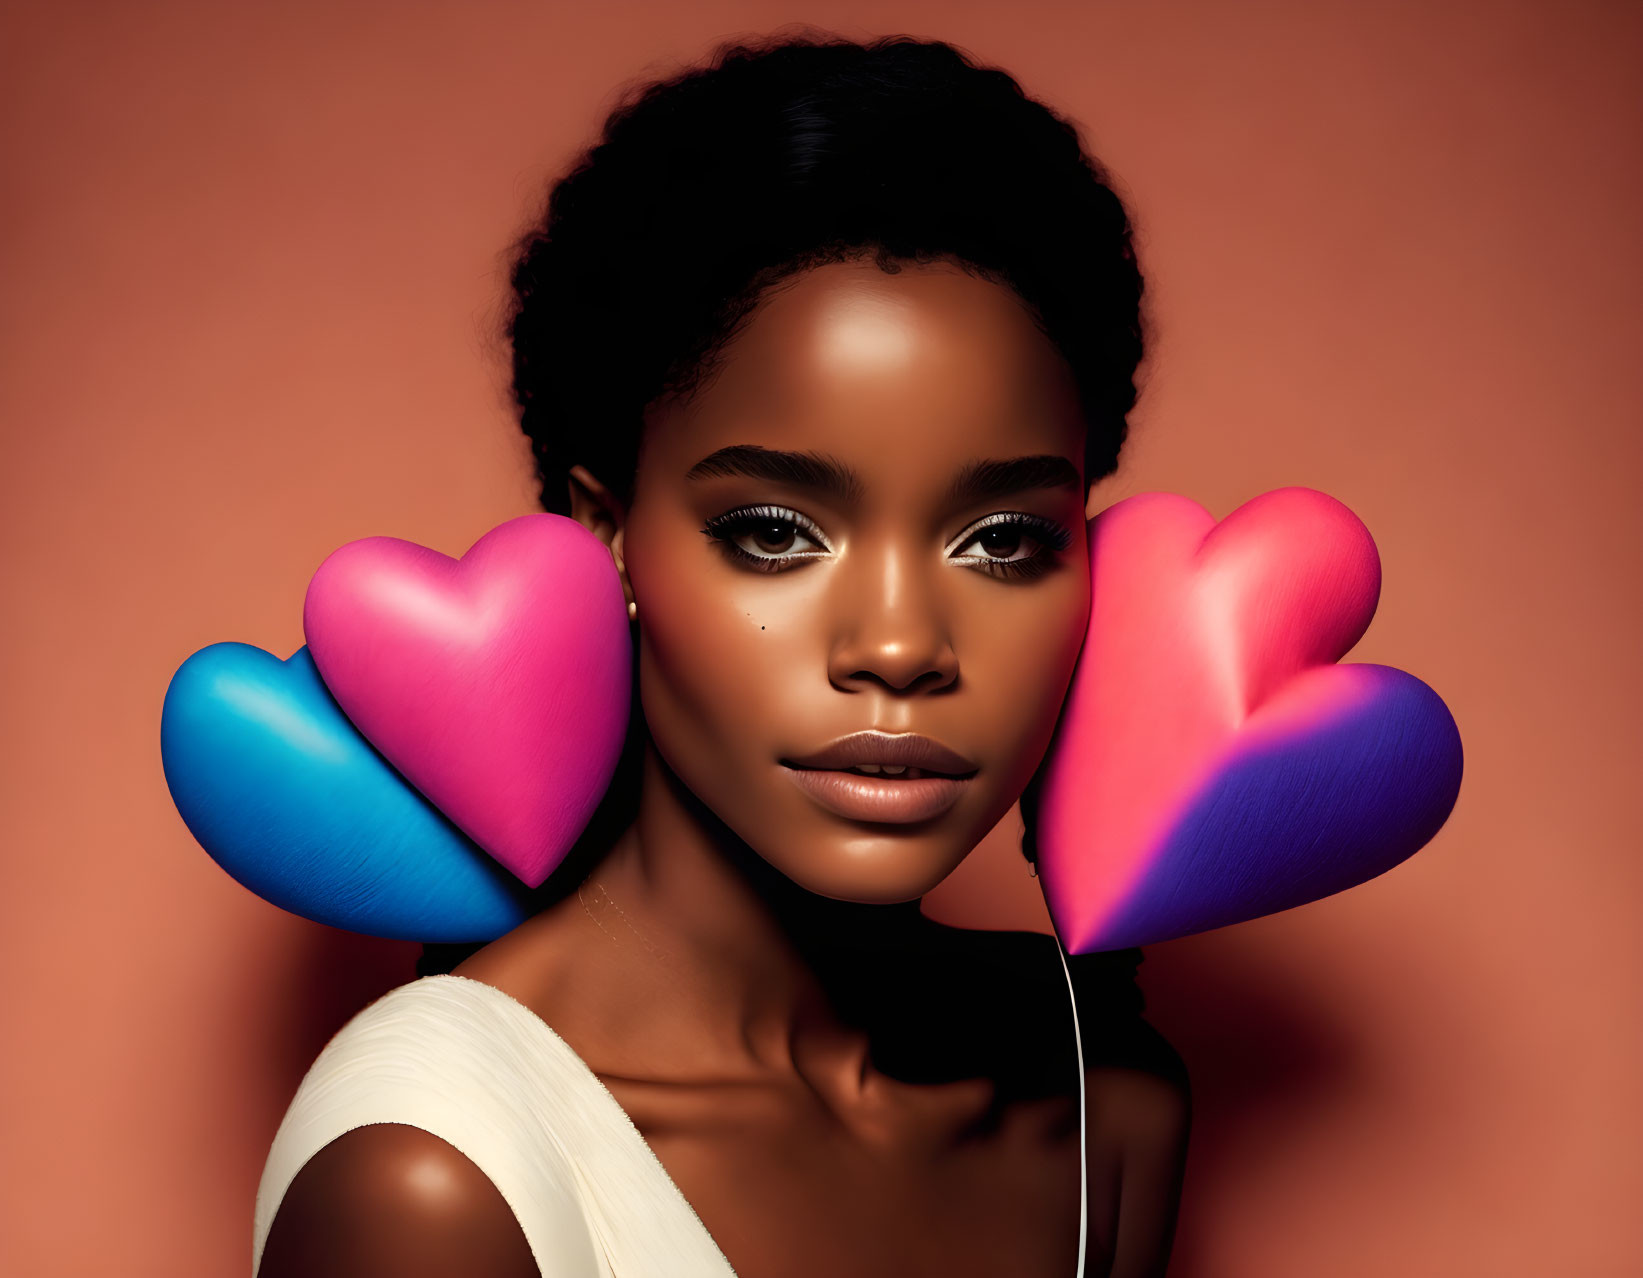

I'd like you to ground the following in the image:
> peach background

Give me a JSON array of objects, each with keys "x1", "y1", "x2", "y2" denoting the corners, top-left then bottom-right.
[{"x1": 3, "y1": 2, "x2": 1639, "y2": 1275}]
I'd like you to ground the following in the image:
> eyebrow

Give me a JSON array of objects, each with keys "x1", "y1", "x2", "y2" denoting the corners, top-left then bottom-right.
[
  {"x1": 685, "y1": 445, "x2": 865, "y2": 504},
  {"x1": 684, "y1": 445, "x2": 1081, "y2": 507},
  {"x1": 947, "y1": 455, "x2": 1082, "y2": 506}
]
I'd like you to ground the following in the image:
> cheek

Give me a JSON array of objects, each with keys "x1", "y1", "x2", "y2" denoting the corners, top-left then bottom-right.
[
  {"x1": 623, "y1": 527, "x2": 813, "y2": 794},
  {"x1": 953, "y1": 575, "x2": 1090, "y2": 781}
]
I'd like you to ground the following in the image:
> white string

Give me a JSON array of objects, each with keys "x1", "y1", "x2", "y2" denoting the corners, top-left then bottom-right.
[{"x1": 1055, "y1": 933, "x2": 1088, "y2": 1278}]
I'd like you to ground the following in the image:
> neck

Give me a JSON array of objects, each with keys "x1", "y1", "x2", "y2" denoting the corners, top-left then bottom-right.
[{"x1": 494, "y1": 733, "x2": 932, "y2": 1084}]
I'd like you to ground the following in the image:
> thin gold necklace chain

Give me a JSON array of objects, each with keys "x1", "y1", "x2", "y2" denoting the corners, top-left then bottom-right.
[
  {"x1": 575, "y1": 878, "x2": 625, "y2": 948},
  {"x1": 578, "y1": 877, "x2": 665, "y2": 961}
]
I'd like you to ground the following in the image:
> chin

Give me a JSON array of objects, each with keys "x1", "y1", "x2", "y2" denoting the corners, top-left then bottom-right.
[{"x1": 762, "y1": 828, "x2": 974, "y2": 906}]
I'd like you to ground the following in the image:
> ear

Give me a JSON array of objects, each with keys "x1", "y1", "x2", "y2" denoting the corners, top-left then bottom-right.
[{"x1": 566, "y1": 464, "x2": 633, "y2": 608}]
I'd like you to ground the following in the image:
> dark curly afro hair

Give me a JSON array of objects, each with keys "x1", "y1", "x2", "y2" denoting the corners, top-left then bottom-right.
[{"x1": 506, "y1": 31, "x2": 1146, "y2": 515}]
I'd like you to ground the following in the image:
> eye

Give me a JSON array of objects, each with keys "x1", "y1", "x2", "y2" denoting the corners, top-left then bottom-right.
[
  {"x1": 701, "y1": 505, "x2": 832, "y2": 572},
  {"x1": 948, "y1": 512, "x2": 1073, "y2": 581}
]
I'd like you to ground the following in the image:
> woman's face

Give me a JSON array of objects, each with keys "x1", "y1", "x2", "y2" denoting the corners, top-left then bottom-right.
[{"x1": 619, "y1": 257, "x2": 1091, "y2": 904}]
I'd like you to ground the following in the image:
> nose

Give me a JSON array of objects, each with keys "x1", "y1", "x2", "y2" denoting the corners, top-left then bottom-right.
[{"x1": 827, "y1": 538, "x2": 960, "y2": 695}]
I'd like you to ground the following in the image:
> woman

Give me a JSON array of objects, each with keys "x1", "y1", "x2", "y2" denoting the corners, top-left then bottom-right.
[{"x1": 256, "y1": 32, "x2": 1190, "y2": 1278}]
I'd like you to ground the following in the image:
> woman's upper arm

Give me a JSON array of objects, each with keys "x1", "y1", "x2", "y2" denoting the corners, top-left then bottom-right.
[{"x1": 257, "y1": 1123, "x2": 540, "y2": 1278}]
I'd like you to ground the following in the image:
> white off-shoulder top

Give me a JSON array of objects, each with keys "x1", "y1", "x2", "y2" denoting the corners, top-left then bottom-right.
[{"x1": 252, "y1": 974, "x2": 741, "y2": 1277}]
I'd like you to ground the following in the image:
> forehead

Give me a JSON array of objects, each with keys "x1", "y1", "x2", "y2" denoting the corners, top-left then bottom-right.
[{"x1": 639, "y1": 258, "x2": 1085, "y2": 495}]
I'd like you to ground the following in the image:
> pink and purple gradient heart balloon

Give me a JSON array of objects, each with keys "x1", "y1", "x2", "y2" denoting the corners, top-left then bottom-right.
[
  {"x1": 303, "y1": 513, "x2": 632, "y2": 889},
  {"x1": 1035, "y1": 487, "x2": 1463, "y2": 954}
]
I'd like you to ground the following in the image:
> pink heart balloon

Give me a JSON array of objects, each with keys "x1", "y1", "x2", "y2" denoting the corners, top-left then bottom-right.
[
  {"x1": 1036, "y1": 487, "x2": 1463, "y2": 953},
  {"x1": 303, "y1": 514, "x2": 632, "y2": 889}
]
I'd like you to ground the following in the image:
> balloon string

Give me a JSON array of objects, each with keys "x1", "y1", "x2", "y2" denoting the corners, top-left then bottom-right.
[{"x1": 1055, "y1": 933, "x2": 1087, "y2": 1278}]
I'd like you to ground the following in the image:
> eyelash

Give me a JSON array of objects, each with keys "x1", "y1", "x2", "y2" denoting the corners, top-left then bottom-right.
[
  {"x1": 699, "y1": 505, "x2": 1072, "y2": 581},
  {"x1": 700, "y1": 506, "x2": 832, "y2": 573},
  {"x1": 949, "y1": 511, "x2": 1074, "y2": 581}
]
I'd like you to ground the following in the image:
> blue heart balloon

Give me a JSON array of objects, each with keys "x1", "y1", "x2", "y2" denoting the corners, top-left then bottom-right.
[{"x1": 160, "y1": 642, "x2": 535, "y2": 941}]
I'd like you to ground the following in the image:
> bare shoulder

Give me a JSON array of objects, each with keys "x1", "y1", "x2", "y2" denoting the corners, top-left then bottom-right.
[
  {"x1": 258, "y1": 1123, "x2": 539, "y2": 1278},
  {"x1": 1087, "y1": 1064, "x2": 1191, "y2": 1278},
  {"x1": 1087, "y1": 1060, "x2": 1191, "y2": 1149}
]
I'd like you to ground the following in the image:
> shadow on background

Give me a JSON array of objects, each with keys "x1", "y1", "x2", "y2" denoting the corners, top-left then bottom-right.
[
  {"x1": 1140, "y1": 933, "x2": 1363, "y2": 1277},
  {"x1": 261, "y1": 925, "x2": 421, "y2": 1103}
]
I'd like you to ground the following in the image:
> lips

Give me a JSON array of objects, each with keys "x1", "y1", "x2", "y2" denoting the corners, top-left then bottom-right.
[
  {"x1": 780, "y1": 731, "x2": 978, "y2": 824},
  {"x1": 783, "y1": 731, "x2": 978, "y2": 775}
]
